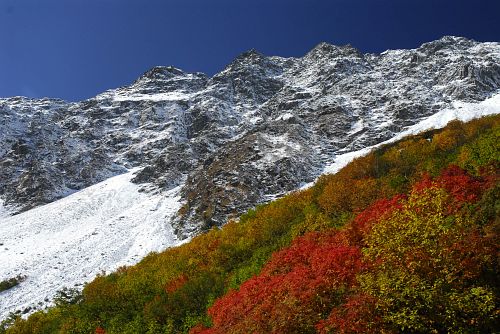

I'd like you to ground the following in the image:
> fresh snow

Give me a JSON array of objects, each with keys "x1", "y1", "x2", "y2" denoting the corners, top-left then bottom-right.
[
  {"x1": 274, "y1": 112, "x2": 294, "y2": 121},
  {"x1": 320, "y1": 92, "x2": 500, "y2": 178},
  {"x1": 392, "y1": 93, "x2": 500, "y2": 138},
  {"x1": 252, "y1": 134, "x2": 302, "y2": 168},
  {"x1": 95, "y1": 90, "x2": 197, "y2": 102},
  {"x1": 0, "y1": 199, "x2": 12, "y2": 220},
  {"x1": 348, "y1": 118, "x2": 364, "y2": 135},
  {"x1": 0, "y1": 170, "x2": 183, "y2": 319},
  {"x1": 111, "y1": 91, "x2": 195, "y2": 102}
]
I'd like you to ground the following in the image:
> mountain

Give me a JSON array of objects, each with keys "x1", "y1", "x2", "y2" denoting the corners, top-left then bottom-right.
[
  {"x1": 0, "y1": 36, "x2": 499, "y2": 319},
  {"x1": 4, "y1": 113, "x2": 499, "y2": 333},
  {"x1": 1, "y1": 36, "x2": 499, "y2": 235}
]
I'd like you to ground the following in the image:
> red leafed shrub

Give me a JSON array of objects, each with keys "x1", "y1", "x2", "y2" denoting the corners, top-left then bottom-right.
[
  {"x1": 343, "y1": 195, "x2": 405, "y2": 247},
  {"x1": 443, "y1": 227, "x2": 499, "y2": 284},
  {"x1": 203, "y1": 233, "x2": 364, "y2": 333},
  {"x1": 316, "y1": 293, "x2": 386, "y2": 334},
  {"x1": 95, "y1": 327, "x2": 106, "y2": 334},
  {"x1": 412, "y1": 165, "x2": 486, "y2": 209},
  {"x1": 165, "y1": 274, "x2": 188, "y2": 293},
  {"x1": 435, "y1": 165, "x2": 485, "y2": 203}
]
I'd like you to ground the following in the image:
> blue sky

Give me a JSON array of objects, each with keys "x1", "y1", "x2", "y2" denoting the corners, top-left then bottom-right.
[{"x1": 1, "y1": 0, "x2": 499, "y2": 101}]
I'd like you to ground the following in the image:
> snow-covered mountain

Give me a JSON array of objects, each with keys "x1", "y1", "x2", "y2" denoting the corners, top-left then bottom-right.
[{"x1": 1, "y1": 36, "x2": 499, "y2": 318}]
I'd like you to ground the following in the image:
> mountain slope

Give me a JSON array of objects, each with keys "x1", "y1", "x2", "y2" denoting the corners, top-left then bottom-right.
[
  {"x1": 0, "y1": 90, "x2": 499, "y2": 323},
  {"x1": 0, "y1": 171, "x2": 182, "y2": 320},
  {"x1": 4, "y1": 114, "x2": 498, "y2": 333},
  {"x1": 1, "y1": 36, "x2": 500, "y2": 320}
]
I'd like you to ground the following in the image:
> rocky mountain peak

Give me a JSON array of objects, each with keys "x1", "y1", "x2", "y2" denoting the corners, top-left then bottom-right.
[
  {"x1": 218, "y1": 48, "x2": 289, "y2": 77},
  {"x1": 138, "y1": 65, "x2": 186, "y2": 80},
  {"x1": 123, "y1": 66, "x2": 208, "y2": 96},
  {"x1": 418, "y1": 35, "x2": 477, "y2": 55},
  {"x1": 306, "y1": 42, "x2": 362, "y2": 61},
  {"x1": 234, "y1": 48, "x2": 263, "y2": 61}
]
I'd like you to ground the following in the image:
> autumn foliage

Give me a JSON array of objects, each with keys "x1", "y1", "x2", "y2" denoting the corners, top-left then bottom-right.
[
  {"x1": 4, "y1": 115, "x2": 499, "y2": 334},
  {"x1": 198, "y1": 165, "x2": 498, "y2": 333},
  {"x1": 206, "y1": 235, "x2": 363, "y2": 334}
]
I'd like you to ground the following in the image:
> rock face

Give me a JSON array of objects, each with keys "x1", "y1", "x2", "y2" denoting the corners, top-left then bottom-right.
[{"x1": 1, "y1": 36, "x2": 499, "y2": 237}]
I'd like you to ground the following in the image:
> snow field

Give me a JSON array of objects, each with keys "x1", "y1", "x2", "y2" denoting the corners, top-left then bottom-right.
[{"x1": 0, "y1": 171, "x2": 183, "y2": 319}]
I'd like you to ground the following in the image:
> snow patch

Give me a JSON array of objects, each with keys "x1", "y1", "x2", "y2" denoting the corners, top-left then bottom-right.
[
  {"x1": 262, "y1": 133, "x2": 301, "y2": 150},
  {"x1": 315, "y1": 92, "x2": 500, "y2": 182},
  {"x1": 275, "y1": 112, "x2": 294, "y2": 121},
  {"x1": 322, "y1": 147, "x2": 372, "y2": 176},
  {"x1": 250, "y1": 134, "x2": 302, "y2": 169},
  {"x1": 392, "y1": 93, "x2": 500, "y2": 138},
  {"x1": 96, "y1": 90, "x2": 196, "y2": 102},
  {"x1": 0, "y1": 199, "x2": 13, "y2": 220},
  {"x1": 0, "y1": 171, "x2": 183, "y2": 319},
  {"x1": 348, "y1": 118, "x2": 364, "y2": 135},
  {"x1": 112, "y1": 91, "x2": 194, "y2": 102}
]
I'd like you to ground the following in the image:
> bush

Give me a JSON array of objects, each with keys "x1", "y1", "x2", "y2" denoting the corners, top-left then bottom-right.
[{"x1": 0, "y1": 276, "x2": 26, "y2": 293}]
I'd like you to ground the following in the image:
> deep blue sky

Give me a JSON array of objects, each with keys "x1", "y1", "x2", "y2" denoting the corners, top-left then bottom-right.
[{"x1": 1, "y1": 0, "x2": 499, "y2": 101}]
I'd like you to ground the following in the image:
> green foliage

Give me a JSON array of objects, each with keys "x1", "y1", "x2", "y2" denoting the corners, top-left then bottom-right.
[
  {"x1": 290, "y1": 204, "x2": 351, "y2": 238},
  {"x1": 0, "y1": 276, "x2": 25, "y2": 293},
  {"x1": 458, "y1": 124, "x2": 500, "y2": 174}
]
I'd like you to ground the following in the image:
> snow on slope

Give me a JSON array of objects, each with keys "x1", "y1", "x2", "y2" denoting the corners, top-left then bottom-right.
[
  {"x1": 0, "y1": 93, "x2": 498, "y2": 321},
  {"x1": 0, "y1": 200, "x2": 12, "y2": 220},
  {"x1": 0, "y1": 171, "x2": 183, "y2": 320},
  {"x1": 318, "y1": 92, "x2": 500, "y2": 179}
]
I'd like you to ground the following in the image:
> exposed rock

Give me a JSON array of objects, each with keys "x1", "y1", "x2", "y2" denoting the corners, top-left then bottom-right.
[{"x1": 1, "y1": 36, "x2": 499, "y2": 236}]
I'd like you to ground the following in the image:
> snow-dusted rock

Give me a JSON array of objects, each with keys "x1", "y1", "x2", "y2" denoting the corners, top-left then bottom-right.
[{"x1": 1, "y1": 36, "x2": 499, "y2": 231}]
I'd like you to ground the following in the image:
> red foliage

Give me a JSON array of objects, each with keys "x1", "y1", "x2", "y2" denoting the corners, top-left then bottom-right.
[
  {"x1": 205, "y1": 233, "x2": 364, "y2": 333},
  {"x1": 412, "y1": 165, "x2": 486, "y2": 210},
  {"x1": 343, "y1": 195, "x2": 405, "y2": 247},
  {"x1": 317, "y1": 293, "x2": 384, "y2": 334},
  {"x1": 435, "y1": 165, "x2": 485, "y2": 203},
  {"x1": 165, "y1": 274, "x2": 188, "y2": 293},
  {"x1": 444, "y1": 227, "x2": 499, "y2": 284},
  {"x1": 95, "y1": 327, "x2": 106, "y2": 334},
  {"x1": 199, "y1": 165, "x2": 496, "y2": 333}
]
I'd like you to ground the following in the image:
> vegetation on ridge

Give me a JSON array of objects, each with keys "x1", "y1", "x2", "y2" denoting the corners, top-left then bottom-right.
[
  {"x1": 2, "y1": 115, "x2": 499, "y2": 333},
  {"x1": 0, "y1": 276, "x2": 26, "y2": 294}
]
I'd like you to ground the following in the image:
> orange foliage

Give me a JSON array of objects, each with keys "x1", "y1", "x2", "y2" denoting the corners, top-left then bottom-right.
[
  {"x1": 431, "y1": 123, "x2": 465, "y2": 151},
  {"x1": 318, "y1": 177, "x2": 380, "y2": 215},
  {"x1": 165, "y1": 274, "x2": 188, "y2": 293}
]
